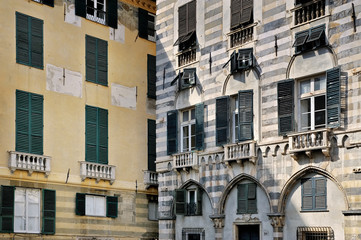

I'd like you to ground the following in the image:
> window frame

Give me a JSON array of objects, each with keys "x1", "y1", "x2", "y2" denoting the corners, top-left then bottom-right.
[
  {"x1": 31, "y1": 0, "x2": 54, "y2": 7},
  {"x1": 293, "y1": 24, "x2": 326, "y2": 55},
  {"x1": 86, "y1": 0, "x2": 106, "y2": 25},
  {"x1": 237, "y1": 182, "x2": 257, "y2": 214},
  {"x1": 85, "y1": 195, "x2": 106, "y2": 217},
  {"x1": 182, "y1": 228, "x2": 205, "y2": 240},
  {"x1": 180, "y1": 108, "x2": 196, "y2": 152},
  {"x1": 301, "y1": 177, "x2": 327, "y2": 211}
]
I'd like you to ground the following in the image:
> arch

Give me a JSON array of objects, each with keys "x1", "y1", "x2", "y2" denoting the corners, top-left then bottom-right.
[
  {"x1": 273, "y1": 145, "x2": 280, "y2": 157},
  {"x1": 342, "y1": 135, "x2": 350, "y2": 148},
  {"x1": 218, "y1": 174, "x2": 273, "y2": 215},
  {"x1": 278, "y1": 166, "x2": 349, "y2": 213},
  {"x1": 179, "y1": 179, "x2": 213, "y2": 207}
]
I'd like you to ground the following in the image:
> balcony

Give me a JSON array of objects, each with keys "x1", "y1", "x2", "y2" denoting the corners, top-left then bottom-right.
[
  {"x1": 228, "y1": 24, "x2": 255, "y2": 49},
  {"x1": 224, "y1": 141, "x2": 257, "y2": 164},
  {"x1": 80, "y1": 161, "x2": 116, "y2": 184},
  {"x1": 9, "y1": 151, "x2": 51, "y2": 176},
  {"x1": 144, "y1": 170, "x2": 158, "y2": 188},
  {"x1": 186, "y1": 202, "x2": 200, "y2": 216},
  {"x1": 289, "y1": 129, "x2": 330, "y2": 160},
  {"x1": 178, "y1": 48, "x2": 197, "y2": 67},
  {"x1": 294, "y1": 0, "x2": 325, "y2": 26},
  {"x1": 173, "y1": 151, "x2": 198, "y2": 171}
]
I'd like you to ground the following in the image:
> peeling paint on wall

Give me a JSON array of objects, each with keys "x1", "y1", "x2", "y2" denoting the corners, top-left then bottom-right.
[
  {"x1": 111, "y1": 83, "x2": 137, "y2": 110},
  {"x1": 118, "y1": 1, "x2": 138, "y2": 31},
  {"x1": 110, "y1": 24, "x2": 125, "y2": 43},
  {"x1": 64, "y1": 0, "x2": 81, "y2": 27}
]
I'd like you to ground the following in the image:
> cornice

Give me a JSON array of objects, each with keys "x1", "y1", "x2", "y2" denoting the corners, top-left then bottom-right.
[{"x1": 120, "y1": 0, "x2": 156, "y2": 13}]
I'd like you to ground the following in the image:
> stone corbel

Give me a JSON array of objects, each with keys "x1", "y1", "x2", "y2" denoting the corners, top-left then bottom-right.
[
  {"x1": 322, "y1": 147, "x2": 330, "y2": 157},
  {"x1": 209, "y1": 214, "x2": 225, "y2": 229},
  {"x1": 268, "y1": 213, "x2": 285, "y2": 228}
]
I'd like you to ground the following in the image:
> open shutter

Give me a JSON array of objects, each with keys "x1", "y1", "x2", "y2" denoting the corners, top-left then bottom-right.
[
  {"x1": 16, "y1": 12, "x2": 30, "y2": 65},
  {"x1": 301, "y1": 179, "x2": 313, "y2": 210},
  {"x1": 196, "y1": 188, "x2": 202, "y2": 215},
  {"x1": 106, "y1": 196, "x2": 118, "y2": 218},
  {"x1": 30, "y1": 93, "x2": 43, "y2": 155},
  {"x1": 188, "y1": 0, "x2": 196, "y2": 33},
  {"x1": 278, "y1": 79, "x2": 294, "y2": 135},
  {"x1": 314, "y1": 178, "x2": 326, "y2": 209},
  {"x1": 148, "y1": 119, "x2": 156, "y2": 171},
  {"x1": 306, "y1": 25, "x2": 325, "y2": 43},
  {"x1": 42, "y1": 189, "x2": 56, "y2": 234},
  {"x1": 0, "y1": 186, "x2": 14, "y2": 233},
  {"x1": 238, "y1": 90, "x2": 253, "y2": 141},
  {"x1": 231, "y1": 0, "x2": 242, "y2": 29},
  {"x1": 247, "y1": 183, "x2": 257, "y2": 213},
  {"x1": 237, "y1": 184, "x2": 247, "y2": 214},
  {"x1": 326, "y1": 67, "x2": 341, "y2": 128},
  {"x1": 175, "y1": 189, "x2": 186, "y2": 215},
  {"x1": 147, "y1": 54, "x2": 156, "y2": 99},
  {"x1": 42, "y1": 0, "x2": 54, "y2": 7},
  {"x1": 230, "y1": 51, "x2": 238, "y2": 74},
  {"x1": 178, "y1": 4, "x2": 187, "y2": 37},
  {"x1": 167, "y1": 111, "x2": 178, "y2": 155},
  {"x1": 75, "y1": 193, "x2": 86, "y2": 216},
  {"x1": 107, "y1": 0, "x2": 118, "y2": 29},
  {"x1": 75, "y1": 0, "x2": 86, "y2": 18},
  {"x1": 97, "y1": 38, "x2": 108, "y2": 86},
  {"x1": 195, "y1": 104, "x2": 204, "y2": 150},
  {"x1": 216, "y1": 97, "x2": 229, "y2": 146},
  {"x1": 86, "y1": 106, "x2": 97, "y2": 162},
  {"x1": 138, "y1": 8, "x2": 148, "y2": 39},
  {"x1": 239, "y1": 0, "x2": 253, "y2": 25},
  {"x1": 30, "y1": 16, "x2": 43, "y2": 69},
  {"x1": 98, "y1": 108, "x2": 108, "y2": 164},
  {"x1": 86, "y1": 35, "x2": 97, "y2": 83},
  {"x1": 16, "y1": 90, "x2": 30, "y2": 153}
]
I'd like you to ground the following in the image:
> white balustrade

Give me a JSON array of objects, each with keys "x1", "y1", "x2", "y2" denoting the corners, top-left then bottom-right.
[
  {"x1": 8, "y1": 151, "x2": 51, "y2": 176},
  {"x1": 80, "y1": 161, "x2": 116, "y2": 184},
  {"x1": 144, "y1": 170, "x2": 158, "y2": 187},
  {"x1": 224, "y1": 141, "x2": 257, "y2": 163},
  {"x1": 173, "y1": 152, "x2": 197, "y2": 169},
  {"x1": 294, "y1": 0, "x2": 325, "y2": 25},
  {"x1": 229, "y1": 24, "x2": 254, "y2": 48}
]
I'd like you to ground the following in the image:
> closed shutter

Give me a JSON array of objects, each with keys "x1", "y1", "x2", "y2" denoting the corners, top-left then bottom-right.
[
  {"x1": 231, "y1": 0, "x2": 242, "y2": 29},
  {"x1": 147, "y1": 55, "x2": 156, "y2": 99},
  {"x1": 30, "y1": 15, "x2": 43, "y2": 69},
  {"x1": 107, "y1": 0, "x2": 118, "y2": 29},
  {"x1": 277, "y1": 79, "x2": 294, "y2": 135},
  {"x1": 30, "y1": 93, "x2": 44, "y2": 155},
  {"x1": 138, "y1": 8, "x2": 148, "y2": 39},
  {"x1": 86, "y1": 36, "x2": 108, "y2": 86},
  {"x1": 97, "y1": 38, "x2": 108, "y2": 86},
  {"x1": 75, "y1": 193, "x2": 86, "y2": 216},
  {"x1": 247, "y1": 183, "x2": 257, "y2": 213},
  {"x1": 326, "y1": 67, "x2": 341, "y2": 128},
  {"x1": 178, "y1": 4, "x2": 187, "y2": 37},
  {"x1": 148, "y1": 119, "x2": 156, "y2": 171},
  {"x1": 314, "y1": 178, "x2": 326, "y2": 209},
  {"x1": 42, "y1": 189, "x2": 56, "y2": 234},
  {"x1": 196, "y1": 189, "x2": 202, "y2": 215},
  {"x1": 175, "y1": 189, "x2": 186, "y2": 215},
  {"x1": 98, "y1": 108, "x2": 108, "y2": 164},
  {"x1": 0, "y1": 186, "x2": 14, "y2": 233},
  {"x1": 75, "y1": 0, "x2": 86, "y2": 18},
  {"x1": 188, "y1": 1, "x2": 196, "y2": 33},
  {"x1": 237, "y1": 184, "x2": 247, "y2": 214},
  {"x1": 302, "y1": 179, "x2": 313, "y2": 210},
  {"x1": 216, "y1": 97, "x2": 229, "y2": 146},
  {"x1": 86, "y1": 36, "x2": 97, "y2": 84},
  {"x1": 195, "y1": 104, "x2": 204, "y2": 150},
  {"x1": 86, "y1": 106, "x2": 98, "y2": 163},
  {"x1": 106, "y1": 196, "x2": 118, "y2": 218},
  {"x1": 167, "y1": 111, "x2": 178, "y2": 155},
  {"x1": 239, "y1": 0, "x2": 253, "y2": 25},
  {"x1": 16, "y1": 12, "x2": 30, "y2": 65},
  {"x1": 42, "y1": 0, "x2": 54, "y2": 7},
  {"x1": 16, "y1": 90, "x2": 30, "y2": 153},
  {"x1": 238, "y1": 90, "x2": 253, "y2": 141}
]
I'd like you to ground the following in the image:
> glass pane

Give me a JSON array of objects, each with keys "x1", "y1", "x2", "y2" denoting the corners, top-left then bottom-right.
[
  {"x1": 300, "y1": 80, "x2": 310, "y2": 94},
  {"x1": 189, "y1": 191, "x2": 195, "y2": 203},
  {"x1": 191, "y1": 135, "x2": 195, "y2": 149},
  {"x1": 14, "y1": 216, "x2": 25, "y2": 232},
  {"x1": 183, "y1": 138, "x2": 189, "y2": 151},
  {"x1": 28, "y1": 216, "x2": 40, "y2": 232},
  {"x1": 191, "y1": 124, "x2": 195, "y2": 136},
  {"x1": 183, "y1": 126, "x2": 189, "y2": 137},
  {"x1": 182, "y1": 111, "x2": 189, "y2": 122},
  {"x1": 191, "y1": 109, "x2": 195, "y2": 120},
  {"x1": 314, "y1": 76, "x2": 326, "y2": 91},
  {"x1": 301, "y1": 98, "x2": 311, "y2": 114},
  {"x1": 315, "y1": 110, "x2": 326, "y2": 128},
  {"x1": 315, "y1": 95, "x2": 326, "y2": 111}
]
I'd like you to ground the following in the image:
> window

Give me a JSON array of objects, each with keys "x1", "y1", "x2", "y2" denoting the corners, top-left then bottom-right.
[
  {"x1": 171, "y1": 68, "x2": 197, "y2": 90},
  {"x1": 181, "y1": 109, "x2": 196, "y2": 152},
  {"x1": 75, "y1": 193, "x2": 118, "y2": 218},
  {"x1": 0, "y1": 186, "x2": 55, "y2": 234},
  {"x1": 175, "y1": 188, "x2": 202, "y2": 216},
  {"x1": 236, "y1": 225, "x2": 260, "y2": 240},
  {"x1": 16, "y1": 90, "x2": 44, "y2": 155},
  {"x1": 148, "y1": 201, "x2": 158, "y2": 221},
  {"x1": 139, "y1": 9, "x2": 156, "y2": 41},
  {"x1": 182, "y1": 228, "x2": 205, "y2": 240},
  {"x1": 86, "y1": 35, "x2": 108, "y2": 86},
  {"x1": 85, "y1": 105, "x2": 108, "y2": 164},
  {"x1": 231, "y1": 0, "x2": 253, "y2": 30},
  {"x1": 174, "y1": 1, "x2": 196, "y2": 51},
  {"x1": 297, "y1": 227, "x2": 334, "y2": 240},
  {"x1": 301, "y1": 177, "x2": 327, "y2": 211},
  {"x1": 16, "y1": 12, "x2": 43, "y2": 69},
  {"x1": 75, "y1": 0, "x2": 118, "y2": 28},
  {"x1": 148, "y1": 119, "x2": 156, "y2": 171},
  {"x1": 32, "y1": 0, "x2": 54, "y2": 7},
  {"x1": 147, "y1": 55, "x2": 156, "y2": 99},
  {"x1": 226, "y1": 48, "x2": 253, "y2": 74},
  {"x1": 293, "y1": 25, "x2": 326, "y2": 54},
  {"x1": 237, "y1": 183, "x2": 257, "y2": 214}
]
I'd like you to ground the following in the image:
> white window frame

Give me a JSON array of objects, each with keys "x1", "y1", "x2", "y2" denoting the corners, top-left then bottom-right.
[
  {"x1": 148, "y1": 12, "x2": 156, "y2": 42},
  {"x1": 180, "y1": 108, "x2": 196, "y2": 152},
  {"x1": 85, "y1": 195, "x2": 106, "y2": 217},
  {"x1": 86, "y1": 0, "x2": 106, "y2": 25},
  {"x1": 14, "y1": 188, "x2": 41, "y2": 233}
]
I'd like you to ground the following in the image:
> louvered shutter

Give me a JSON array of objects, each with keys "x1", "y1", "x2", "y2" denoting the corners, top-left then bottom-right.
[
  {"x1": 106, "y1": 196, "x2": 118, "y2": 218},
  {"x1": 302, "y1": 179, "x2": 313, "y2": 210},
  {"x1": 97, "y1": 39, "x2": 108, "y2": 86},
  {"x1": 196, "y1": 189, "x2": 202, "y2": 215},
  {"x1": 86, "y1": 106, "x2": 97, "y2": 163},
  {"x1": 278, "y1": 80, "x2": 294, "y2": 135},
  {"x1": 314, "y1": 178, "x2": 326, "y2": 209},
  {"x1": 86, "y1": 36, "x2": 97, "y2": 83},
  {"x1": 326, "y1": 67, "x2": 341, "y2": 128},
  {"x1": 107, "y1": 0, "x2": 118, "y2": 29},
  {"x1": 30, "y1": 93, "x2": 44, "y2": 155},
  {"x1": 230, "y1": 51, "x2": 238, "y2": 74},
  {"x1": 138, "y1": 8, "x2": 148, "y2": 39},
  {"x1": 239, "y1": 0, "x2": 253, "y2": 25},
  {"x1": 42, "y1": 0, "x2": 54, "y2": 7},
  {"x1": 195, "y1": 104, "x2": 204, "y2": 150},
  {"x1": 30, "y1": 17, "x2": 43, "y2": 68},
  {"x1": 147, "y1": 119, "x2": 156, "y2": 171},
  {"x1": 247, "y1": 183, "x2": 257, "y2": 213},
  {"x1": 147, "y1": 55, "x2": 156, "y2": 99},
  {"x1": 16, "y1": 90, "x2": 30, "y2": 153},
  {"x1": 167, "y1": 111, "x2": 178, "y2": 155},
  {"x1": 175, "y1": 189, "x2": 186, "y2": 215},
  {"x1": 0, "y1": 186, "x2": 14, "y2": 233},
  {"x1": 75, "y1": 0, "x2": 86, "y2": 18},
  {"x1": 237, "y1": 184, "x2": 247, "y2": 214},
  {"x1": 75, "y1": 193, "x2": 85, "y2": 216},
  {"x1": 216, "y1": 97, "x2": 229, "y2": 146},
  {"x1": 238, "y1": 90, "x2": 253, "y2": 141},
  {"x1": 98, "y1": 108, "x2": 108, "y2": 164},
  {"x1": 16, "y1": 12, "x2": 30, "y2": 65},
  {"x1": 231, "y1": 0, "x2": 242, "y2": 29},
  {"x1": 188, "y1": 1, "x2": 196, "y2": 33},
  {"x1": 42, "y1": 189, "x2": 56, "y2": 234},
  {"x1": 293, "y1": 30, "x2": 309, "y2": 47},
  {"x1": 178, "y1": 4, "x2": 187, "y2": 37},
  {"x1": 306, "y1": 25, "x2": 325, "y2": 43}
]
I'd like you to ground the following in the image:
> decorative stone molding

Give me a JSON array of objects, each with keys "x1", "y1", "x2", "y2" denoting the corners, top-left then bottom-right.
[
  {"x1": 173, "y1": 151, "x2": 198, "y2": 172},
  {"x1": 143, "y1": 170, "x2": 158, "y2": 188},
  {"x1": 268, "y1": 213, "x2": 285, "y2": 228},
  {"x1": 224, "y1": 141, "x2": 257, "y2": 164},
  {"x1": 9, "y1": 151, "x2": 51, "y2": 176},
  {"x1": 80, "y1": 161, "x2": 116, "y2": 184},
  {"x1": 209, "y1": 214, "x2": 225, "y2": 229},
  {"x1": 121, "y1": 0, "x2": 156, "y2": 12}
]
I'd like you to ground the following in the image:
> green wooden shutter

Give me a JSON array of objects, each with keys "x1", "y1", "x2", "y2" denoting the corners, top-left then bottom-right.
[
  {"x1": 216, "y1": 97, "x2": 229, "y2": 146},
  {"x1": 195, "y1": 103, "x2": 204, "y2": 150},
  {"x1": 230, "y1": 51, "x2": 238, "y2": 74},
  {"x1": 16, "y1": 12, "x2": 30, "y2": 65},
  {"x1": 97, "y1": 38, "x2": 108, "y2": 86},
  {"x1": 231, "y1": 0, "x2": 241, "y2": 29},
  {"x1": 326, "y1": 67, "x2": 341, "y2": 128},
  {"x1": 42, "y1": 189, "x2": 56, "y2": 234},
  {"x1": 277, "y1": 79, "x2": 294, "y2": 135},
  {"x1": 147, "y1": 54, "x2": 156, "y2": 99},
  {"x1": 30, "y1": 93, "x2": 44, "y2": 155},
  {"x1": 247, "y1": 183, "x2": 257, "y2": 213},
  {"x1": 75, "y1": 193, "x2": 86, "y2": 216},
  {"x1": 237, "y1": 184, "x2": 247, "y2": 214},
  {"x1": 301, "y1": 179, "x2": 313, "y2": 210},
  {"x1": 75, "y1": 0, "x2": 86, "y2": 18},
  {"x1": 86, "y1": 106, "x2": 98, "y2": 162},
  {"x1": 30, "y1": 15, "x2": 43, "y2": 69},
  {"x1": 196, "y1": 188, "x2": 202, "y2": 215},
  {"x1": 178, "y1": 4, "x2": 187, "y2": 37},
  {"x1": 314, "y1": 178, "x2": 326, "y2": 209},
  {"x1": 42, "y1": 0, "x2": 54, "y2": 7},
  {"x1": 187, "y1": 1, "x2": 196, "y2": 33},
  {"x1": 239, "y1": 0, "x2": 253, "y2": 25},
  {"x1": 16, "y1": 90, "x2": 30, "y2": 153},
  {"x1": 148, "y1": 119, "x2": 156, "y2": 171},
  {"x1": 175, "y1": 189, "x2": 186, "y2": 215},
  {"x1": 107, "y1": 0, "x2": 118, "y2": 29},
  {"x1": 138, "y1": 8, "x2": 148, "y2": 39},
  {"x1": 238, "y1": 90, "x2": 253, "y2": 141},
  {"x1": 86, "y1": 35, "x2": 97, "y2": 84},
  {"x1": 167, "y1": 111, "x2": 178, "y2": 155},
  {"x1": 98, "y1": 108, "x2": 108, "y2": 164},
  {"x1": 0, "y1": 186, "x2": 14, "y2": 233},
  {"x1": 106, "y1": 196, "x2": 118, "y2": 218}
]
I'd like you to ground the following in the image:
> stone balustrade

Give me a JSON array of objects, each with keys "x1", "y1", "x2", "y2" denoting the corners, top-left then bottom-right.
[
  {"x1": 9, "y1": 151, "x2": 51, "y2": 176},
  {"x1": 178, "y1": 48, "x2": 196, "y2": 67},
  {"x1": 80, "y1": 161, "x2": 116, "y2": 184},
  {"x1": 173, "y1": 151, "x2": 198, "y2": 170},
  {"x1": 294, "y1": 0, "x2": 325, "y2": 25},
  {"x1": 224, "y1": 141, "x2": 257, "y2": 163},
  {"x1": 229, "y1": 24, "x2": 254, "y2": 48},
  {"x1": 144, "y1": 170, "x2": 158, "y2": 187}
]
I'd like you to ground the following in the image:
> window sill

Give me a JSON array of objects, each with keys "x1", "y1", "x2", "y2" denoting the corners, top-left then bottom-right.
[
  {"x1": 17, "y1": 62, "x2": 43, "y2": 70},
  {"x1": 300, "y1": 209, "x2": 329, "y2": 213},
  {"x1": 85, "y1": 80, "x2": 108, "y2": 87}
]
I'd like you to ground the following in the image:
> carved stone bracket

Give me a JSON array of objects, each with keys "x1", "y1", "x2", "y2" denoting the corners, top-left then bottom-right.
[
  {"x1": 268, "y1": 213, "x2": 285, "y2": 228},
  {"x1": 209, "y1": 214, "x2": 225, "y2": 229}
]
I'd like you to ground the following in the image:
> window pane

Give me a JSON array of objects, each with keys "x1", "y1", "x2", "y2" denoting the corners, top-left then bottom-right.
[
  {"x1": 189, "y1": 191, "x2": 195, "y2": 203},
  {"x1": 301, "y1": 98, "x2": 311, "y2": 130},
  {"x1": 315, "y1": 95, "x2": 326, "y2": 111},
  {"x1": 183, "y1": 126, "x2": 189, "y2": 137},
  {"x1": 191, "y1": 109, "x2": 195, "y2": 120},
  {"x1": 191, "y1": 124, "x2": 196, "y2": 149},
  {"x1": 315, "y1": 110, "x2": 326, "y2": 128},
  {"x1": 87, "y1": 0, "x2": 95, "y2": 15},
  {"x1": 300, "y1": 80, "x2": 310, "y2": 94},
  {"x1": 14, "y1": 189, "x2": 26, "y2": 232},
  {"x1": 314, "y1": 77, "x2": 326, "y2": 91},
  {"x1": 183, "y1": 111, "x2": 189, "y2": 122}
]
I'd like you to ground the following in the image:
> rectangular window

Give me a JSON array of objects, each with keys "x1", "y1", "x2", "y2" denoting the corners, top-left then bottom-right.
[
  {"x1": 147, "y1": 55, "x2": 156, "y2": 99},
  {"x1": 174, "y1": 1, "x2": 196, "y2": 49},
  {"x1": 14, "y1": 188, "x2": 40, "y2": 233},
  {"x1": 181, "y1": 109, "x2": 196, "y2": 152},
  {"x1": 229, "y1": 48, "x2": 253, "y2": 75},
  {"x1": 32, "y1": 0, "x2": 54, "y2": 7},
  {"x1": 147, "y1": 119, "x2": 156, "y2": 171},
  {"x1": 230, "y1": 0, "x2": 253, "y2": 30},
  {"x1": 75, "y1": 193, "x2": 118, "y2": 218},
  {"x1": 86, "y1": 35, "x2": 108, "y2": 86},
  {"x1": 85, "y1": 105, "x2": 108, "y2": 164},
  {"x1": 16, "y1": 12, "x2": 43, "y2": 69},
  {"x1": 148, "y1": 202, "x2": 158, "y2": 221},
  {"x1": 297, "y1": 227, "x2": 334, "y2": 240},
  {"x1": 16, "y1": 90, "x2": 44, "y2": 155},
  {"x1": 237, "y1": 183, "x2": 257, "y2": 214},
  {"x1": 138, "y1": 9, "x2": 156, "y2": 41},
  {"x1": 301, "y1": 177, "x2": 327, "y2": 211},
  {"x1": 293, "y1": 25, "x2": 325, "y2": 54},
  {"x1": 85, "y1": 195, "x2": 106, "y2": 216},
  {"x1": 86, "y1": 0, "x2": 106, "y2": 25},
  {"x1": 182, "y1": 228, "x2": 205, "y2": 240},
  {"x1": 237, "y1": 225, "x2": 260, "y2": 240},
  {"x1": 175, "y1": 188, "x2": 202, "y2": 216}
]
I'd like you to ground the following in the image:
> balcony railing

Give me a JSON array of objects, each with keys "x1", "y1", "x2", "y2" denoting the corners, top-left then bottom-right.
[
  {"x1": 224, "y1": 141, "x2": 257, "y2": 164},
  {"x1": 229, "y1": 24, "x2": 254, "y2": 49},
  {"x1": 178, "y1": 48, "x2": 197, "y2": 67},
  {"x1": 9, "y1": 151, "x2": 51, "y2": 176},
  {"x1": 186, "y1": 202, "x2": 200, "y2": 216},
  {"x1": 289, "y1": 129, "x2": 330, "y2": 160},
  {"x1": 144, "y1": 170, "x2": 158, "y2": 187},
  {"x1": 80, "y1": 161, "x2": 116, "y2": 184},
  {"x1": 173, "y1": 151, "x2": 198, "y2": 170},
  {"x1": 86, "y1": 7, "x2": 106, "y2": 25},
  {"x1": 294, "y1": 0, "x2": 325, "y2": 26}
]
